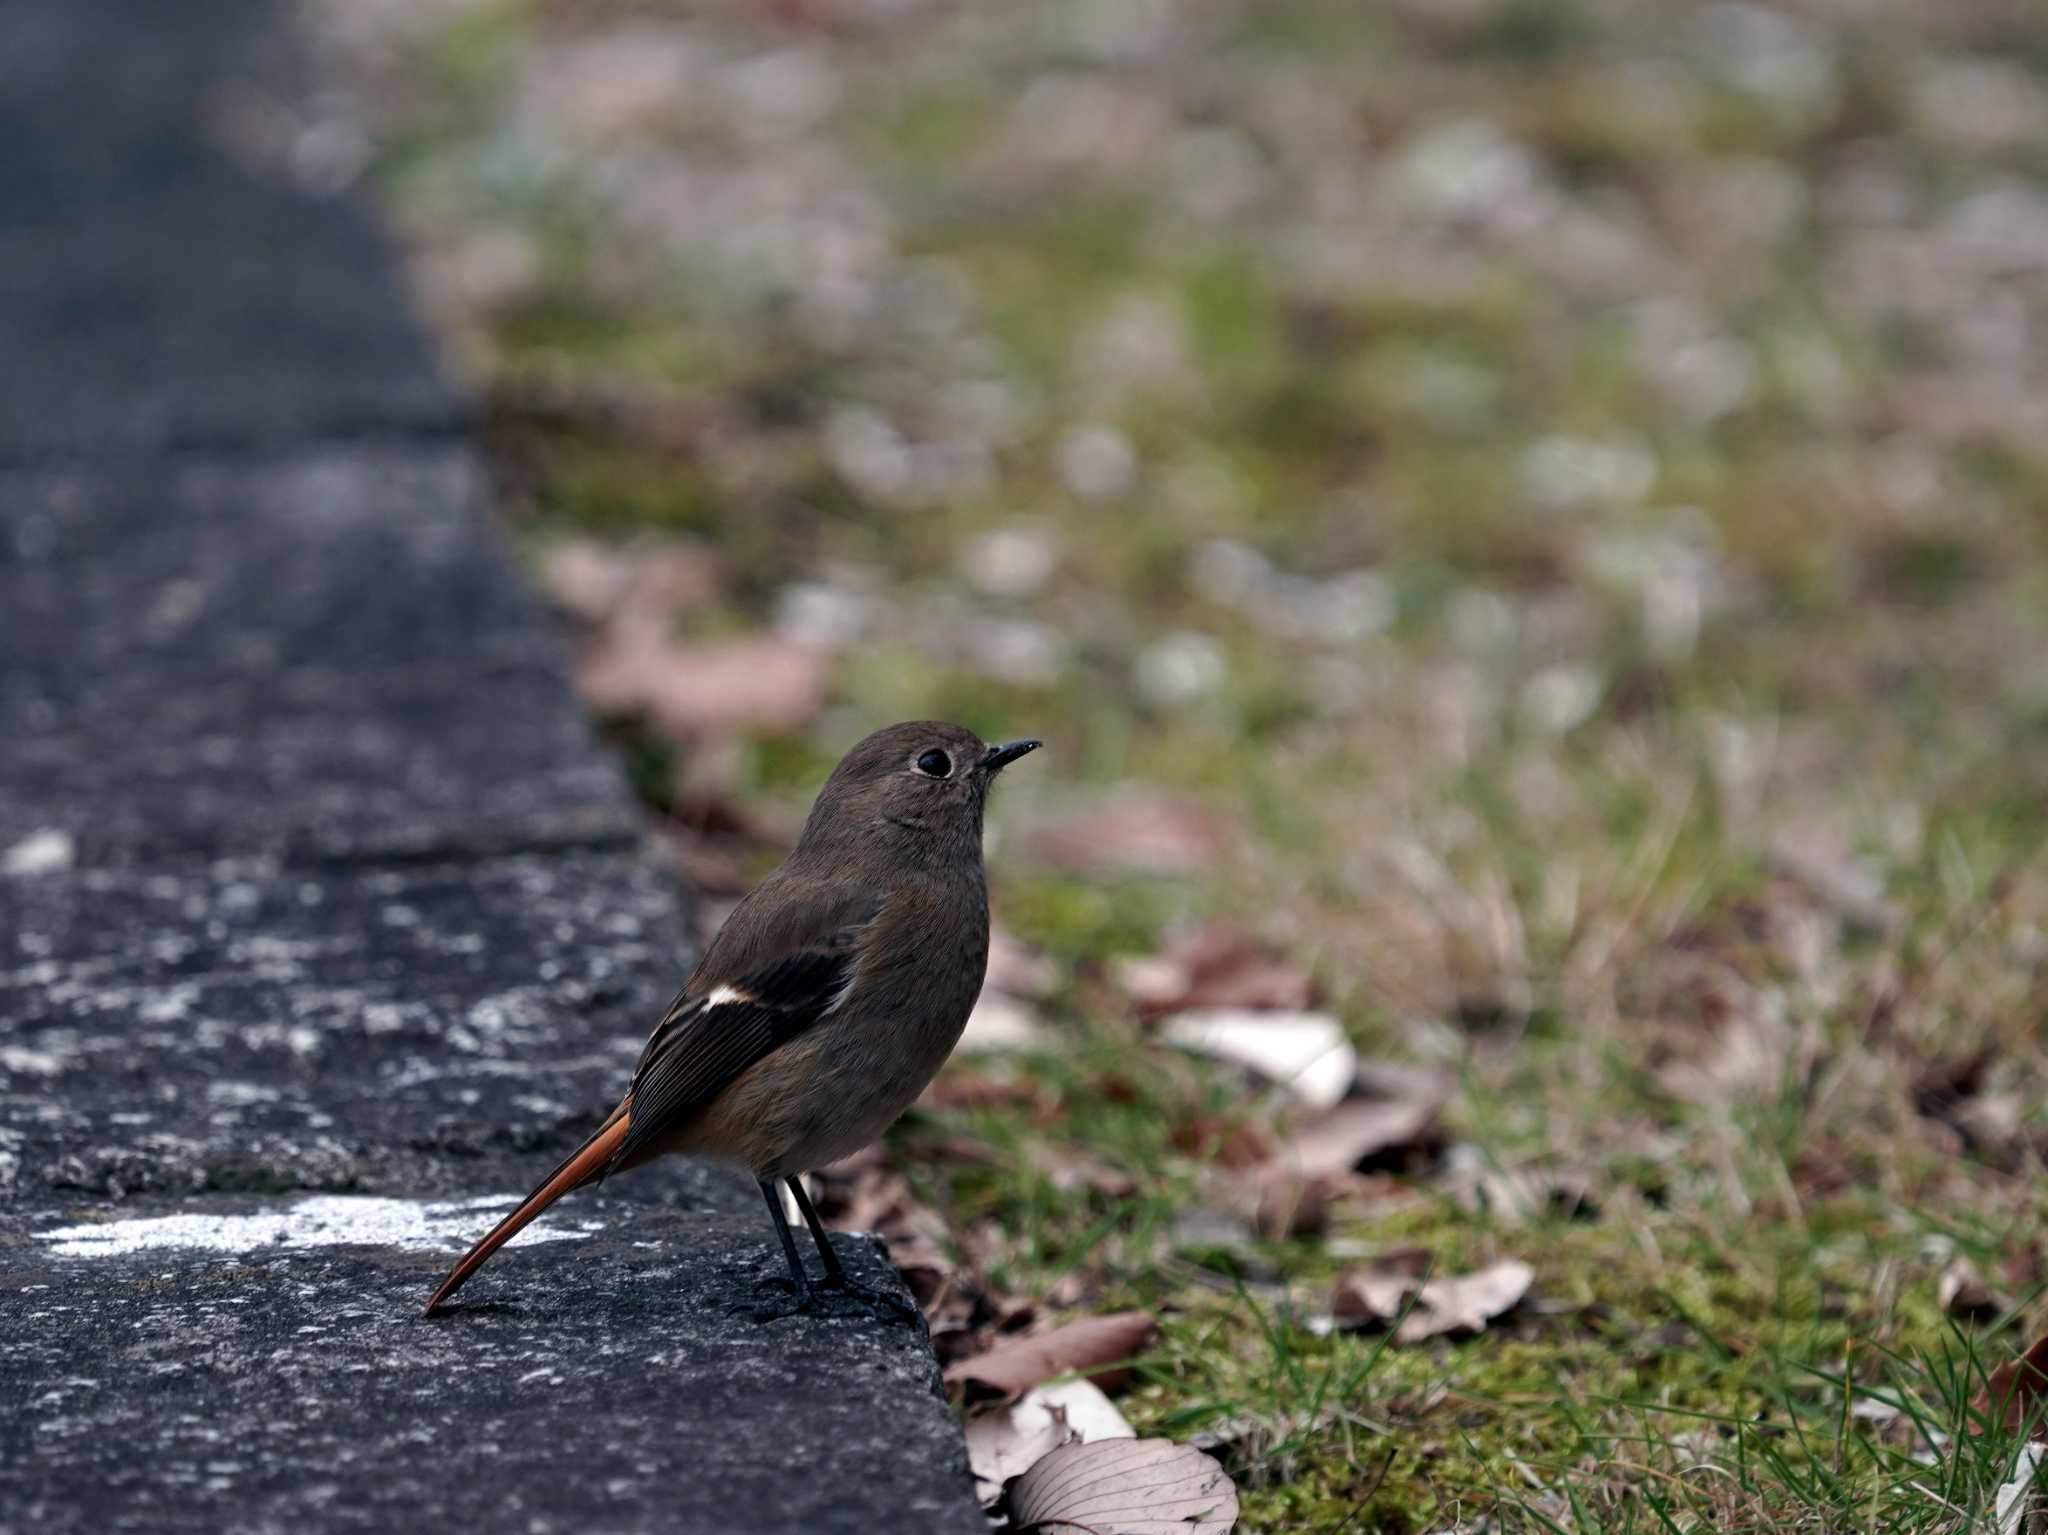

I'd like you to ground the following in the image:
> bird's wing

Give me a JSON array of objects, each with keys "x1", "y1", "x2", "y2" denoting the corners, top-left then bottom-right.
[{"x1": 610, "y1": 889, "x2": 881, "y2": 1169}]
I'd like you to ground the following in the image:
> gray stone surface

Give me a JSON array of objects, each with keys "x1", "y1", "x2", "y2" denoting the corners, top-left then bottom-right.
[
  {"x1": 0, "y1": 0, "x2": 984, "y2": 1527},
  {"x1": 0, "y1": 844, "x2": 982, "y2": 1533},
  {"x1": 2, "y1": 1190, "x2": 977, "y2": 1535},
  {"x1": 0, "y1": 448, "x2": 638, "y2": 864},
  {"x1": 0, "y1": 0, "x2": 459, "y2": 462},
  {"x1": 1, "y1": 849, "x2": 686, "y2": 1201}
]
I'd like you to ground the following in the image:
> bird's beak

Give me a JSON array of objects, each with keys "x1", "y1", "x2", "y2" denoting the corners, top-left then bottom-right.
[{"x1": 981, "y1": 738, "x2": 1042, "y2": 773}]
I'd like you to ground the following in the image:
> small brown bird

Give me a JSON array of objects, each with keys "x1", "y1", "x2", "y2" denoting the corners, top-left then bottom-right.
[{"x1": 423, "y1": 721, "x2": 1039, "y2": 1317}]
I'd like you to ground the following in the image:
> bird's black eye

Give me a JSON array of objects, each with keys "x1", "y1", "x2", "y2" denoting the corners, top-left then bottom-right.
[{"x1": 913, "y1": 748, "x2": 953, "y2": 778}]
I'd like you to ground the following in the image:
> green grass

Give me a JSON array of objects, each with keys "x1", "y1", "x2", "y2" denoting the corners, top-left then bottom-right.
[{"x1": 324, "y1": 0, "x2": 2048, "y2": 1525}]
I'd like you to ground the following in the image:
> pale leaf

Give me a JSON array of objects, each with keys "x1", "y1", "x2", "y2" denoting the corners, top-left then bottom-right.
[
  {"x1": 1160, "y1": 1010, "x2": 1356, "y2": 1111},
  {"x1": 1333, "y1": 1255, "x2": 1533, "y2": 1343},
  {"x1": 958, "y1": 992, "x2": 1051, "y2": 1053},
  {"x1": 963, "y1": 1379, "x2": 1134, "y2": 1501},
  {"x1": 1004, "y1": 1438, "x2": 1238, "y2": 1535}
]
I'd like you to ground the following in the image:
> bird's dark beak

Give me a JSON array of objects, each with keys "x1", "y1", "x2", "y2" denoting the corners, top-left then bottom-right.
[{"x1": 981, "y1": 739, "x2": 1042, "y2": 773}]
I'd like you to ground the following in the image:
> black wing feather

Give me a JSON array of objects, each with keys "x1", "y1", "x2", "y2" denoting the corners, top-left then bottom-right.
[{"x1": 609, "y1": 925, "x2": 864, "y2": 1170}]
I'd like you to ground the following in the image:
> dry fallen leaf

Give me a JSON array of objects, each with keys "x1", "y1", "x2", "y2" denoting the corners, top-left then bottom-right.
[
  {"x1": 1019, "y1": 792, "x2": 1226, "y2": 877},
  {"x1": 1115, "y1": 921, "x2": 1316, "y2": 1019},
  {"x1": 540, "y1": 536, "x2": 719, "y2": 627},
  {"x1": 921, "y1": 1066, "x2": 1049, "y2": 1114},
  {"x1": 1003, "y1": 1438, "x2": 1238, "y2": 1535},
  {"x1": 1978, "y1": 1333, "x2": 2048, "y2": 1441},
  {"x1": 581, "y1": 633, "x2": 828, "y2": 742},
  {"x1": 1273, "y1": 1091, "x2": 1445, "y2": 1180},
  {"x1": 945, "y1": 1311, "x2": 1158, "y2": 1405},
  {"x1": 1333, "y1": 1253, "x2": 1533, "y2": 1343},
  {"x1": 546, "y1": 537, "x2": 825, "y2": 745},
  {"x1": 1241, "y1": 1084, "x2": 1446, "y2": 1237},
  {"x1": 1171, "y1": 1116, "x2": 1277, "y2": 1171},
  {"x1": 963, "y1": 1378, "x2": 1134, "y2": 1499},
  {"x1": 1159, "y1": 1009, "x2": 1357, "y2": 1111}
]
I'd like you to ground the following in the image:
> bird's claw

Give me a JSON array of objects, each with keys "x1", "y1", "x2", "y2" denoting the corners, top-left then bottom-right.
[
  {"x1": 820, "y1": 1272, "x2": 924, "y2": 1329},
  {"x1": 731, "y1": 1271, "x2": 923, "y2": 1328}
]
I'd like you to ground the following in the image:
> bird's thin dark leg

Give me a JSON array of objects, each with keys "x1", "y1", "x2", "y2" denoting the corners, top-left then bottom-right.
[
  {"x1": 784, "y1": 1175, "x2": 922, "y2": 1328},
  {"x1": 785, "y1": 1175, "x2": 847, "y2": 1284},
  {"x1": 757, "y1": 1178, "x2": 814, "y2": 1305}
]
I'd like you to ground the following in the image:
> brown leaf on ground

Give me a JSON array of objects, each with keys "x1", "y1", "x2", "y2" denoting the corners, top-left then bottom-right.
[
  {"x1": 581, "y1": 633, "x2": 827, "y2": 742},
  {"x1": 1333, "y1": 1253, "x2": 1533, "y2": 1343},
  {"x1": 1272, "y1": 1088, "x2": 1447, "y2": 1180},
  {"x1": 1115, "y1": 921, "x2": 1316, "y2": 1019},
  {"x1": 552, "y1": 535, "x2": 821, "y2": 744},
  {"x1": 920, "y1": 1066, "x2": 1050, "y2": 1114},
  {"x1": 539, "y1": 536, "x2": 720, "y2": 627},
  {"x1": 1018, "y1": 792, "x2": 1227, "y2": 877},
  {"x1": 944, "y1": 1311, "x2": 1159, "y2": 1405},
  {"x1": 1976, "y1": 1333, "x2": 2048, "y2": 1440},
  {"x1": 1170, "y1": 1115, "x2": 1276, "y2": 1170},
  {"x1": 1002, "y1": 1438, "x2": 1238, "y2": 1535},
  {"x1": 1238, "y1": 1071, "x2": 1448, "y2": 1236}
]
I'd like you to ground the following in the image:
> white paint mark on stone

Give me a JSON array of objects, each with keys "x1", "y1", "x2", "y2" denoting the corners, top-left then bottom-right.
[
  {"x1": 0, "y1": 1046, "x2": 66, "y2": 1078},
  {"x1": 34, "y1": 1194, "x2": 600, "y2": 1260},
  {"x1": 3, "y1": 829, "x2": 75, "y2": 876}
]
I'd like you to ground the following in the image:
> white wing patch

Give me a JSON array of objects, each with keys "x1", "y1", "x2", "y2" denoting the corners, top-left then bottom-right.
[
  {"x1": 822, "y1": 963, "x2": 860, "y2": 1016},
  {"x1": 705, "y1": 983, "x2": 753, "y2": 1007}
]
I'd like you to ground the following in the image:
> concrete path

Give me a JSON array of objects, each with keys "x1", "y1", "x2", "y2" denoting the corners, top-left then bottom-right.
[{"x1": 0, "y1": 4, "x2": 981, "y2": 1530}]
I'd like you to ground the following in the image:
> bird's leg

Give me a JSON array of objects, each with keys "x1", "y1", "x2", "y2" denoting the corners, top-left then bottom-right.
[
  {"x1": 743, "y1": 1178, "x2": 816, "y2": 1321},
  {"x1": 785, "y1": 1174, "x2": 848, "y2": 1285},
  {"x1": 784, "y1": 1175, "x2": 922, "y2": 1329}
]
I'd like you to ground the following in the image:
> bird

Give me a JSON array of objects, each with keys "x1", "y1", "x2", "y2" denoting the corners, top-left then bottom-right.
[{"x1": 423, "y1": 720, "x2": 1040, "y2": 1318}]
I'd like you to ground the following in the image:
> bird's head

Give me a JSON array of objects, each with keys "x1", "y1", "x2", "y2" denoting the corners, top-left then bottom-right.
[{"x1": 795, "y1": 720, "x2": 1041, "y2": 857}]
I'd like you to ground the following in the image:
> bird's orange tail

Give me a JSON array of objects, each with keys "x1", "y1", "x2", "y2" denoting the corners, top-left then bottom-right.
[{"x1": 422, "y1": 1105, "x2": 630, "y2": 1315}]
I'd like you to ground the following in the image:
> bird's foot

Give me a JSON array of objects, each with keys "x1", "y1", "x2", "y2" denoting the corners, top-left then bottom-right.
[
  {"x1": 818, "y1": 1270, "x2": 925, "y2": 1329},
  {"x1": 731, "y1": 1271, "x2": 923, "y2": 1327},
  {"x1": 721, "y1": 1271, "x2": 798, "y2": 1322}
]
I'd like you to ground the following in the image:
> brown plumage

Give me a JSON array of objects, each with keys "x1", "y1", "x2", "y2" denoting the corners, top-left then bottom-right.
[{"x1": 423, "y1": 721, "x2": 1039, "y2": 1316}]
